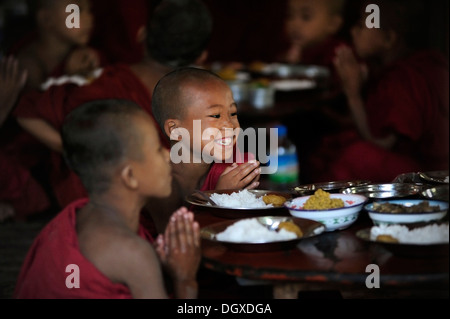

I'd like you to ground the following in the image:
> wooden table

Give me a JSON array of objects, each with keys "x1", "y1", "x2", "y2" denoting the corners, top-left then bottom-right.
[{"x1": 193, "y1": 201, "x2": 449, "y2": 299}]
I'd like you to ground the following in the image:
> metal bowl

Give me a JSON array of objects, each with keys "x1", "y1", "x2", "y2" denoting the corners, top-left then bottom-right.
[
  {"x1": 421, "y1": 185, "x2": 449, "y2": 202},
  {"x1": 365, "y1": 199, "x2": 449, "y2": 225},
  {"x1": 418, "y1": 170, "x2": 449, "y2": 185},
  {"x1": 293, "y1": 180, "x2": 371, "y2": 196},
  {"x1": 340, "y1": 183, "x2": 422, "y2": 199}
]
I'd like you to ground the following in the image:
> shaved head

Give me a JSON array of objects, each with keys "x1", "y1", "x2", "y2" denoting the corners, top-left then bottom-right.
[
  {"x1": 152, "y1": 67, "x2": 224, "y2": 134},
  {"x1": 62, "y1": 99, "x2": 147, "y2": 194}
]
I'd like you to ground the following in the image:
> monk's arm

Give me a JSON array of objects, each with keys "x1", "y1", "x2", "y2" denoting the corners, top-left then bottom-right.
[
  {"x1": 334, "y1": 46, "x2": 397, "y2": 150},
  {"x1": 16, "y1": 117, "x2": 63, "y2": 152},
  {"x1": 346, "y1": 94, "x2": 397, "y2": 150}
]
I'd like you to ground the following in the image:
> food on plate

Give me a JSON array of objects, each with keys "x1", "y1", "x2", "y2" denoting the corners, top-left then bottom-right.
[
  {"x1": 216, "y1": 67, "x2": 237, "y2": 81},
  {"x1": 372, "y1": 201, "x2": 441, "y2": 213},
  {"x1": 251, "y1": 78, "x2": 271, "y2": 88},
  {"x1": 375, "y1": 234, "x2": 399, "y2": 243},
  {"x1": 209, "y1": 189, "x2": 273, "y2": 208},
  {"x1": 370, "y1": 223, "x2": 449, "y2": 244},
  {"x1": 278, "y1": 221, "x2": 303, "y2": 238},
  {"x1": 262, "y1": 194, "x2": 287, "y2": 207},
  {"x1": 303, "y1": 189, "x2": 344, "y2": 210},
  {"x1": 215, "y1": 218, "x2": 297, "y2": 243},
  {"x1": 248, "y1": 61, "x2": 266, "y2": 72}
]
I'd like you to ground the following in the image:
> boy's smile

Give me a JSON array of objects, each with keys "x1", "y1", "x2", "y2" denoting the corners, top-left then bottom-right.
[{"x1": 176, "y1": 78, "x2": 240, "y2": 163}]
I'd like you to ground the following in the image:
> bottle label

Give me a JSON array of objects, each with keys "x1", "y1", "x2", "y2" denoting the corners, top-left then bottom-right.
[{"x1": 268, "y1": 153, "x2": 299, "y2": 184}]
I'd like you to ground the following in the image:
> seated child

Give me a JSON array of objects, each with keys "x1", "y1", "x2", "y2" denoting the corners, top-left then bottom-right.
[
  {"x1": 0, "y1": 56, "x2": 51, "y2": 222},
  {"x1": 0, "y1": 0, "x2": 101, "y2": 220},
  {"x1": 281, "y1": 0, "x2": 348, "y2": 69},
  {"x1": 147, "y1": 67, "x2": 261, "y2": 233},
  {"x1": 89, "y1": 0, "x2": 149, "y2": 64},
  {"x1": 15, "y1": 0, "x2": 100, "y2": 90},
  {"x1": 305, "y1": 0, "x2": 449, "y2": 183},
  {"x1": 14, "y1": 99, "x2": 201, "y2": 299},
  {"x1": 279, "y1": 0, "x2": 353, "y2": 183},
  {"x1": 13, "y1": 0, "x2": 213, "y2": 209}
]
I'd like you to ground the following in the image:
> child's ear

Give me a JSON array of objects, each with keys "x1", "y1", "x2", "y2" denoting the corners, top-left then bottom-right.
[
  {"x1": 194, "y1": 50, "x2": 209, "y2": 66},
  {"x1": 121, "y1": 165, "x2": 139, "y2": 189},
  {"x1": 136, "y1": 26, "x2": 146, "y2": 44},
  {"x1": 164, "y1": 119, "x2": 182, "y2": 141}
]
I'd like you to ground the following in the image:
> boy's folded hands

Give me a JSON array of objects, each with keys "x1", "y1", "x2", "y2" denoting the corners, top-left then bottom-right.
[
  {"x1": 215, "y1": 160, "x2": 261, "y2": 190},
  {"x1": 155, "y1": 207, "x2": 201, "y2": 284}
]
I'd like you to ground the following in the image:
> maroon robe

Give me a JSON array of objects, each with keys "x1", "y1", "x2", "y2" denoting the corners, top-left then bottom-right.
[
  {"x1": 14, "y1": 198, "x2": 154, "y2": 299},
  {"x1": 307, "y1": 49, "x2": 449, "y2": 183},
  {"x1": 13, "y1": 64, "x2": 168, "y2": 208}
]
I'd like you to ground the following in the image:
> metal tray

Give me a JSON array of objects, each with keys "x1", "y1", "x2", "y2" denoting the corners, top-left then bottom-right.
[
  {"x1": 200, "y1": 216, "x2": 326, "y2": 252},
  {"x1": 421, "y1": 185, "x2": 449, "y2": 202},
  {"x1": 293, "y1": 180, "x2": 371, "y2": 196},
  {"x1": 340, "y1": 183, "x2": 422, "y2": 199},
  {"x1": 186, "y1": 189, "x2": 293, "y2": 218}
]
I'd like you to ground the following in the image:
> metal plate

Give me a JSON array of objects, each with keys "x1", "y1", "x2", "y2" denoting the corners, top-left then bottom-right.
[
  {"x1": 293, "y1": 180, "x2": 371, "y2": 196},
  {"x1": 418, "y1": 170, "x2": 449, "y2": 184},
  {"x1": 356, "y1": 227, "x2": 449, "y2": 257},
  {"x1": 421, "y1": 185, "x2": 449, "y2": 202},
  {"x1": 186, "y1": 189, "x2": 294, "y2": 218},
  {"x1": 340, "y1": 183, "x2": 422, "y2": 199},
  {"x1": 200, "y1": 216, "x2": 326, "y2": 252}
]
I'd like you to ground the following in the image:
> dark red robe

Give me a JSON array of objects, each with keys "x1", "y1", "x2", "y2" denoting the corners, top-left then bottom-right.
[
  {"x1": 306, "y1": 49, "x2": 449, "y2": 183},
  {"x1": 14, "y1": 198, "x2": 154, "y2": 299},
  {"x1": 2, "y1": 35, "x2": 107, "y2": 219},
  {"x1": 13, "y1": 64, "x2": 168, "y2": 208},
  {"x1": 200, "y1": 149, "x2": 255, "y2": 191}
]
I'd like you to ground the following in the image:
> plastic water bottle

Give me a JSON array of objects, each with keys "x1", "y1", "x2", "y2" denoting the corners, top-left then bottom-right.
[{"x1": 268, "y1": 125, "x2": 299, "y2": 190}]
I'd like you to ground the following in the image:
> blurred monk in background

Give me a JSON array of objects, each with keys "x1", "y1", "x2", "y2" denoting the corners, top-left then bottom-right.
[{"x1": 304, "y1": 0, "x2": 449, "y2": 183}]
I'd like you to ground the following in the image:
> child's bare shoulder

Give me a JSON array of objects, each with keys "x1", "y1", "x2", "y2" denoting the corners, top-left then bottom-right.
[{"x1": 79, "y1": 220, "x2": 157, "y2": 274}]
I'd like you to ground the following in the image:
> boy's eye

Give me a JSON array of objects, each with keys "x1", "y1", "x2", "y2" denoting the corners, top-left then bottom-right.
[
  {"x1": 231, "y1": 112, "x2": 238, "y2": 117},
  {"x1": 209, "y1": 114, "x2": 220, "y2": 119}
]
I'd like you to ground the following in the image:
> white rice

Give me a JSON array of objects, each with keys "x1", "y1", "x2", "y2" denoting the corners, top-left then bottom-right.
[
  {"x1": 216, "y1": 218, "x2": 297, "y2": 243},
  {"x1": 210, "y1": 189, "x2": 273, "y2": 208},
  {"x1": 370, "y1": 223, "x2": 449, "y2": 244}
]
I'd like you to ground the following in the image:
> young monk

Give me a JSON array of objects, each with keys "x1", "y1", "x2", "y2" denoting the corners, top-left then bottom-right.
[
  {"x1": 148, "y1": 67, "x2": 261, "y2": 233},
  {"x1": 0, "y1": 0, "x2": 100, "y2": 220},
  {"x1": 281, "y1": 0, "x2": 348, "y2": 69},
  {"x1": 0, "y1": 56, "x2": 52, "y2": 222},
  {"x1": 279, "y1": 0, "x2": 354, "y2": 183},
  {"x1": 306, "y1": 0, "x2": 449, "y2": 183},
  {"x1": 14, "y1": 0, "x2": 99, "y2": 90},
  {"x1": 13, "y1": 0, "x2": 213, "y2": 209},
  {"x1": 14, "y1": 99, "x2": 201, "y2": 299}
]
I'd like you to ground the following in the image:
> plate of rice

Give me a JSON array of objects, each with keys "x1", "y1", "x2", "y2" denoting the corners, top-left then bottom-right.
[
  {"x1": 200, "y1": 216, "x2": 326, "y2": 252},
  {"x1": 186, "y1": 189, "x2": 294, "y2": 218},
  {"x1": 356, "y1": 222, "x2": 449, "y2": 257}
]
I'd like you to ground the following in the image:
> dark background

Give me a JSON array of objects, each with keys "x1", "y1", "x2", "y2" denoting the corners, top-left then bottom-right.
[{"x1": 1, "y1": 0, "x2": 448, "y2": 62}]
